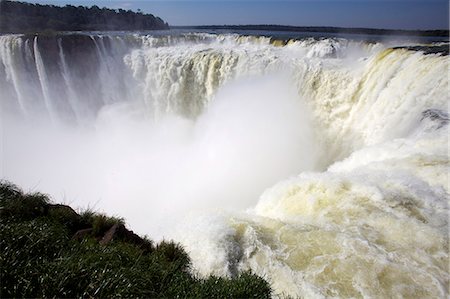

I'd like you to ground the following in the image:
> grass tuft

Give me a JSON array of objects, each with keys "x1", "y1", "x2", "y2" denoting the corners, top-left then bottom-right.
[{"x1": 0, "y1": 181, "x2": 271, "y2": 298}]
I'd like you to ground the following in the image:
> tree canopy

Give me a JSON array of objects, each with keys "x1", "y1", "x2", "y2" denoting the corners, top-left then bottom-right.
[
  {"x1": 0, "y1": 0, "x2": 169, "y2": 33},
  {"x1": 176, "y1": 24, "x2": 449, "y2": 37}
]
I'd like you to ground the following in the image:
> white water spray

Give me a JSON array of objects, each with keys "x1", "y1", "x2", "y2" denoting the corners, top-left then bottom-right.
[
  {"x1": 33, "y1": 36, "x2": 57, "y2": 122},
  {"x1": 0, "y1": 32, "x2": 448, "y2": 297}
]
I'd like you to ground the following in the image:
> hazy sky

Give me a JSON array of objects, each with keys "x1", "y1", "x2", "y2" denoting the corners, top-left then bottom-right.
[{"x1": 21, "y1": 0, "x2": 449, "y2": 30}]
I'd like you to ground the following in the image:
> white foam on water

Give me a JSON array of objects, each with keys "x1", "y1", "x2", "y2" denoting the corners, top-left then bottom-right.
[{"x1": 0, "y1": 33, "x2": 448, "y2": 297}]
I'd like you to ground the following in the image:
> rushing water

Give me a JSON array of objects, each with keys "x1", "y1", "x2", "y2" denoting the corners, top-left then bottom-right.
[{"x1": 0, "y1": 31, "x2": 448, "y2": 297}]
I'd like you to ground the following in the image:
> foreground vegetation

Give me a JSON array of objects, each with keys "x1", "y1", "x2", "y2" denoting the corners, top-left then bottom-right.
[
  {"x1": 0, "y1": 182, "x2": 271, "y2": 298},
  {"x1": 0, "y1": 0, "x2": 168, "y2": 33}
]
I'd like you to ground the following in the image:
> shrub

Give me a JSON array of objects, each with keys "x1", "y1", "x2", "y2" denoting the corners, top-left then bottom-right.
[{"x1": 0, "y1": 181, "x2": 272, "y2": 298}]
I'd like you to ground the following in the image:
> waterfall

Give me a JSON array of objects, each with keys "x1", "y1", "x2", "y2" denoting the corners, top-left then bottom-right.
[
  {"x1": 0, "y1": 32, "x2": 448, "y2": 298},
  {"x1": 33, "y1": 36, "x2": 57, "y2": 122}
]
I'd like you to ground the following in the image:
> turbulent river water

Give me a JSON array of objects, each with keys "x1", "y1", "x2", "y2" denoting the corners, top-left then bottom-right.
[{"x1": 1, "y1": 31, "x2": 448, "y2": 297}]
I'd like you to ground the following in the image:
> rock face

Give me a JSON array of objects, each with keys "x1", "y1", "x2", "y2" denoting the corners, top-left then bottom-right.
[
  {"x1": 420, "y1": 109, "x2": 449, "y2": 131},
  {"x1": 98, "y1": 223, "x2": 152, "y2": 252},
  {"x1": 421, "y1": 108, "x2": 449, "y2": 123},
  {"x1": 48, "y1": 204, "x2": 79, "y2": 219},
  {"x1": 394, "y1": 45, "x2": 450, "y2": 56},
  {"x1": 99, "y1": 224, "x2": 119, "y2": 245},
  {"x1": 72, "y1": 220, "x2": 153, "y2": 252}
]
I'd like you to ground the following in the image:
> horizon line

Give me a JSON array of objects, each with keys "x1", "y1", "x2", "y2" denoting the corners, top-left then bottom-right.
[{"x1": 171, "y1": 24, "x2": 450, "y2": 32}]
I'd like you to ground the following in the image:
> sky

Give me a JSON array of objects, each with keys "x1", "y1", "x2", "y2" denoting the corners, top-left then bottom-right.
[{"x1": 19, "y1": 0, "x2": 449, "y2": 30}]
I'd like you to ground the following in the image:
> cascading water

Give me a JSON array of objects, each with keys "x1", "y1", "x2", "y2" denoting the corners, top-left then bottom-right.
[{"x1": 0, "y1": 32, "x2": 448, "y2": 297}]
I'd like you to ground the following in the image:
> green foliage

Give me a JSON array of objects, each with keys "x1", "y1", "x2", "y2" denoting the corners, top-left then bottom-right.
[
  {"x1": 0, "y1": 182, "x2": 49, "y2": 221},
  {"x1": 80, "y1": 209, "x2": 124, "y2": 237},
  {"x1": 0, "y1": 182, "x2": 272, "y2": 298},
  {"x1": 156, "y1": 240, "x2": 191, "y2": 266},
  {"x1": 0, "y1": 219, "x2": 69, "y2": 297},
  {"x1": 47, "y1": 205, "x2": 81, "y2": 233},
  {"x1": 0, "y1": 0, "x2": 169, "y2": 33},
  {"x1": 178, "y1": 24, "x2": 449, "y2": 37},
  {"x1": 199, "y1": 271, "x2": 273, "y2": 298}
]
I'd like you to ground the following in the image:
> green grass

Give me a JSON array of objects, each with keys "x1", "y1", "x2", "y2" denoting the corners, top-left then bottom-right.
[{"x1": 0, "y1": 181, "x2": 271, "y2": 298}]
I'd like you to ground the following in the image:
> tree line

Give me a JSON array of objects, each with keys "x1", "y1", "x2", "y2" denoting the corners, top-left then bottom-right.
[
  {"x1": 177, "y1": 25, "x2": 449, "y2": 37},
  {"x1": 0, "y1": 0, "x2": 169, "y2": 33}
]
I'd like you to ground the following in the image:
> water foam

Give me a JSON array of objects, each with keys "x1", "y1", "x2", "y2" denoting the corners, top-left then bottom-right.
[{"x1": 0, "y1": 32, "x2": 448, "y2": 297}]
